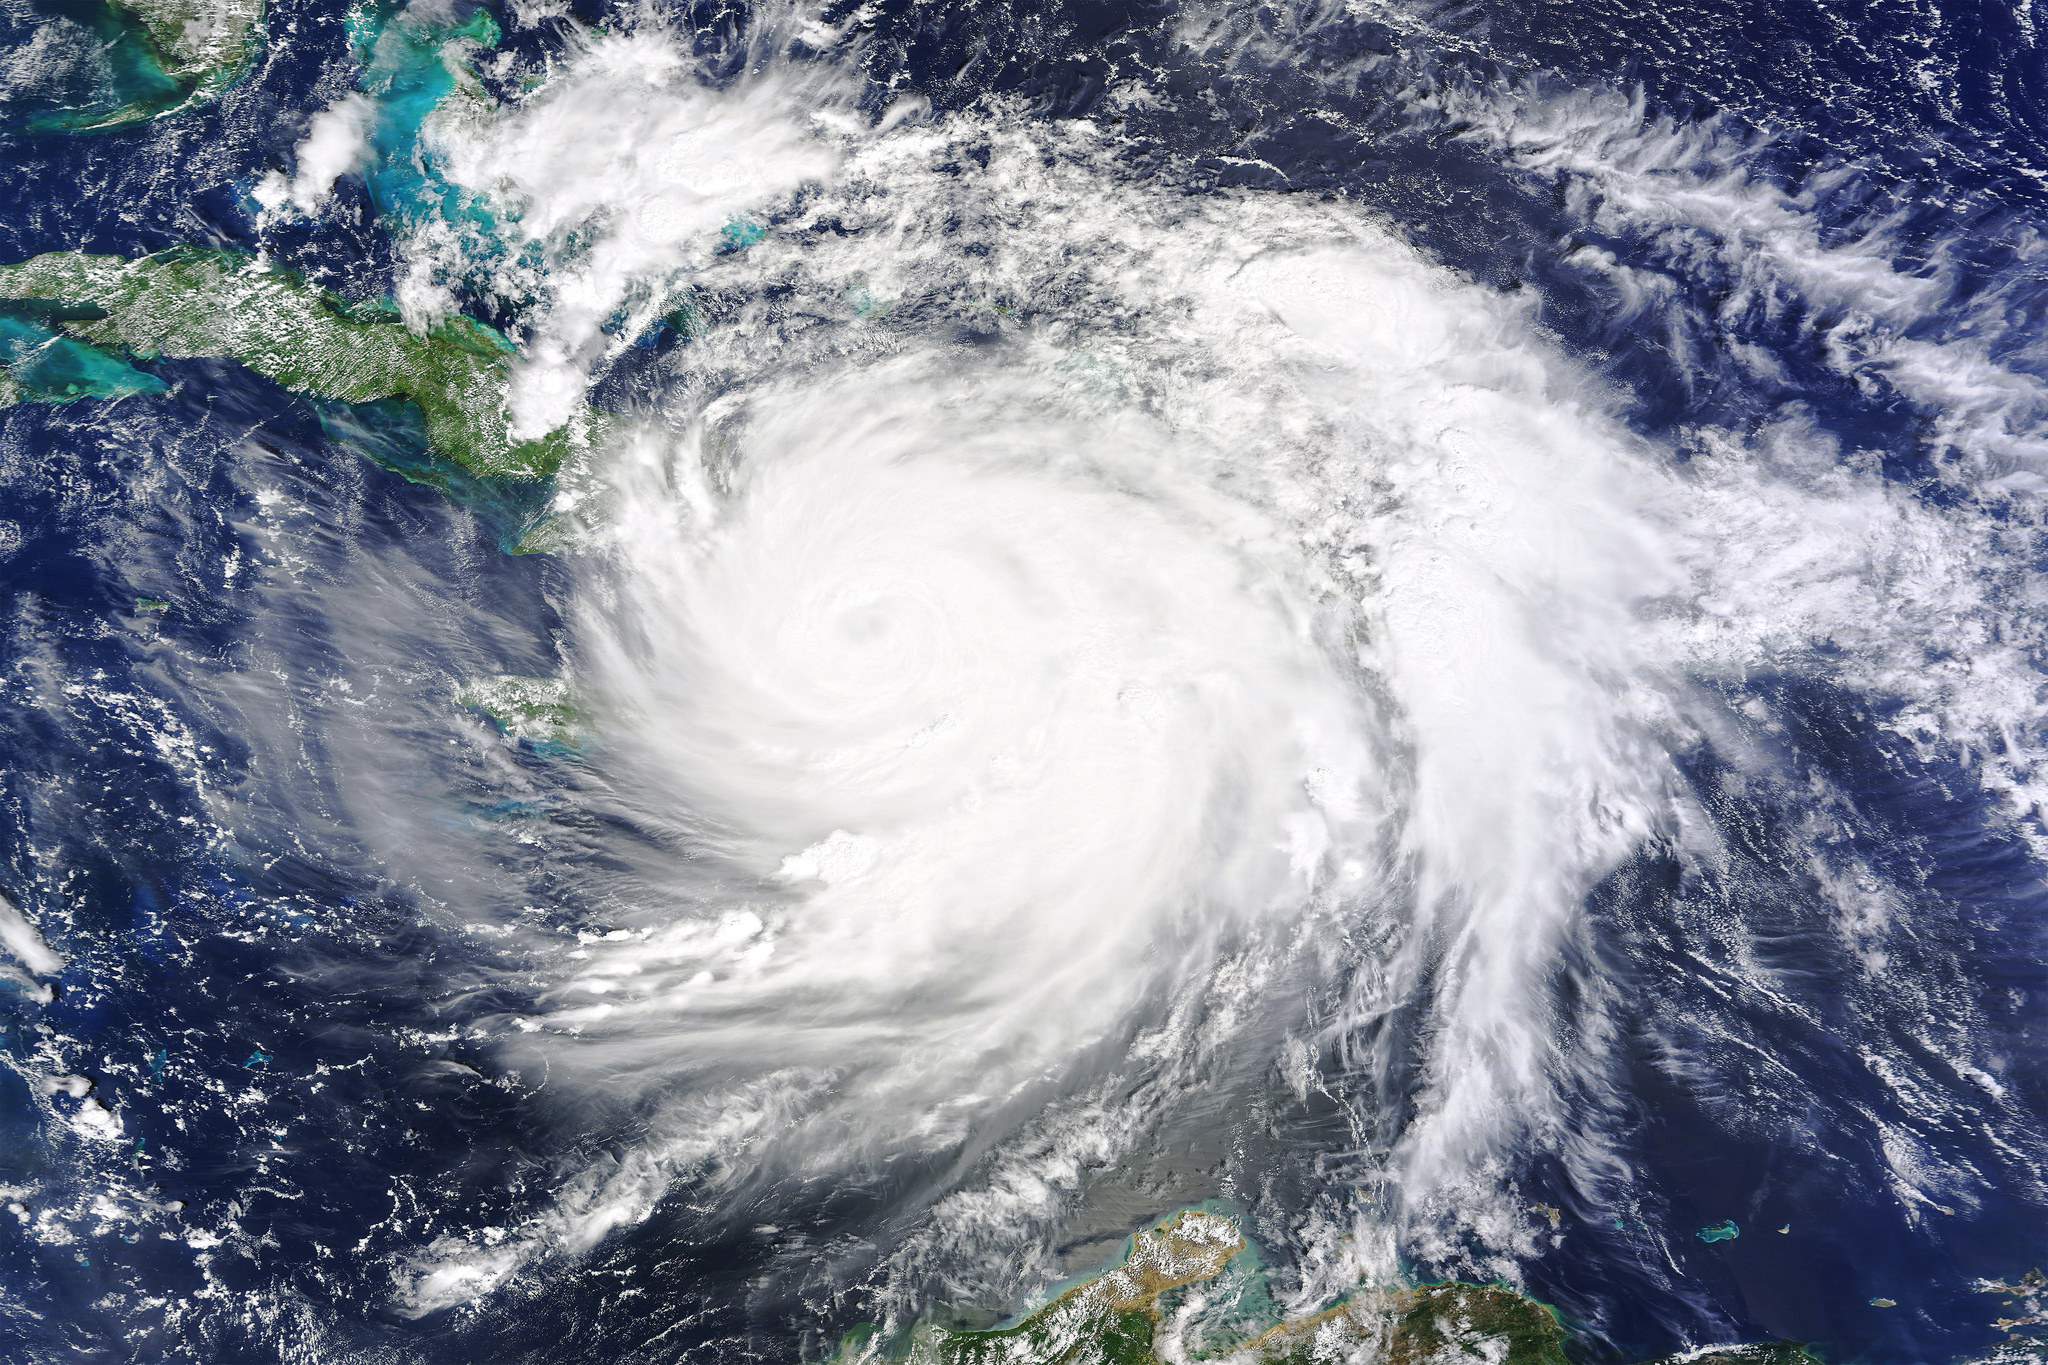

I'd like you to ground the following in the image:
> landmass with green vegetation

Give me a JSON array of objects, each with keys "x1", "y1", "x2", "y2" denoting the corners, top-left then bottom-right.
[
  {"x1": 114, "y1": 0, "x2": 264, "y2": 92},
  {"x1": 838, "y1": 1211, "x2": 1245, "y2": 1365},
  {"x1": 832, "y1": 1210, "x2": 1827, "y2": 1365},
  {"x1": 457, "y1": 675, "x2": 588, "y2": 749},
  {"x1": 29, "y1": 0, "x2": 265, "y2": 131},
  {"x1": 0, "y1": 248, "x2": 580, "y2": 479}
]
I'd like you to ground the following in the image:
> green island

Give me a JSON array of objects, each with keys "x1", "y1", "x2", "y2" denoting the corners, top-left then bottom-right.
[
  {"x1": 0, "y1": 248, "x2": 579, "y2": 479},
  {"x1": 457, "y1": 675, "x2": 589, "y2": 749},
  {"x1": 834, "y1": 1210, "x2": 1825, "y2": 1365}
]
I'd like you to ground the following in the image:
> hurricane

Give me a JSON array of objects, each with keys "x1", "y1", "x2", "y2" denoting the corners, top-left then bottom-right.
[{"x1": 1, "y1": 0, "x2": 2046, "y2": 1362}]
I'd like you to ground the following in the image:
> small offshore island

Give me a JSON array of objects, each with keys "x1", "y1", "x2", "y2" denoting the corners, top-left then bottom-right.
[{"x1": 836, "y1": 1211, "x2": 1824, "y2": 1365}]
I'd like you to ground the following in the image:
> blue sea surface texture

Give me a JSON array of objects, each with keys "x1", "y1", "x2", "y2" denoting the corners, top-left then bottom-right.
[{"x1": 0, "y1": 0, "x2": 2045, "y2": 1361}]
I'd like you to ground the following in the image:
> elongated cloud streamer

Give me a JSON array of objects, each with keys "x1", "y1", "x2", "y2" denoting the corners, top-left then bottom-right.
[{"x1": 422, "y1": 31, "x2": 849, "y2": 438}]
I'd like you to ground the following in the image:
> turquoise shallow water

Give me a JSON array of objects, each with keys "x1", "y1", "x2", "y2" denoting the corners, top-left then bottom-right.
[
  {"x1": 0, "y1": 0, "x2": 2045, "y2": 1362},
  {"x1": 17, "y1": 0, "x2": 209, "y2": 131},
  {"x1": 0, "y1": 311, "x2": 163, "y2": 400}
]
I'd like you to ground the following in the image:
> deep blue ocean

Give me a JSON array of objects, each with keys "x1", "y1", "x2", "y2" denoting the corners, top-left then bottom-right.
[{"x1": 1, "y1": 0, "x2": 2047, "y2": 1361}]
